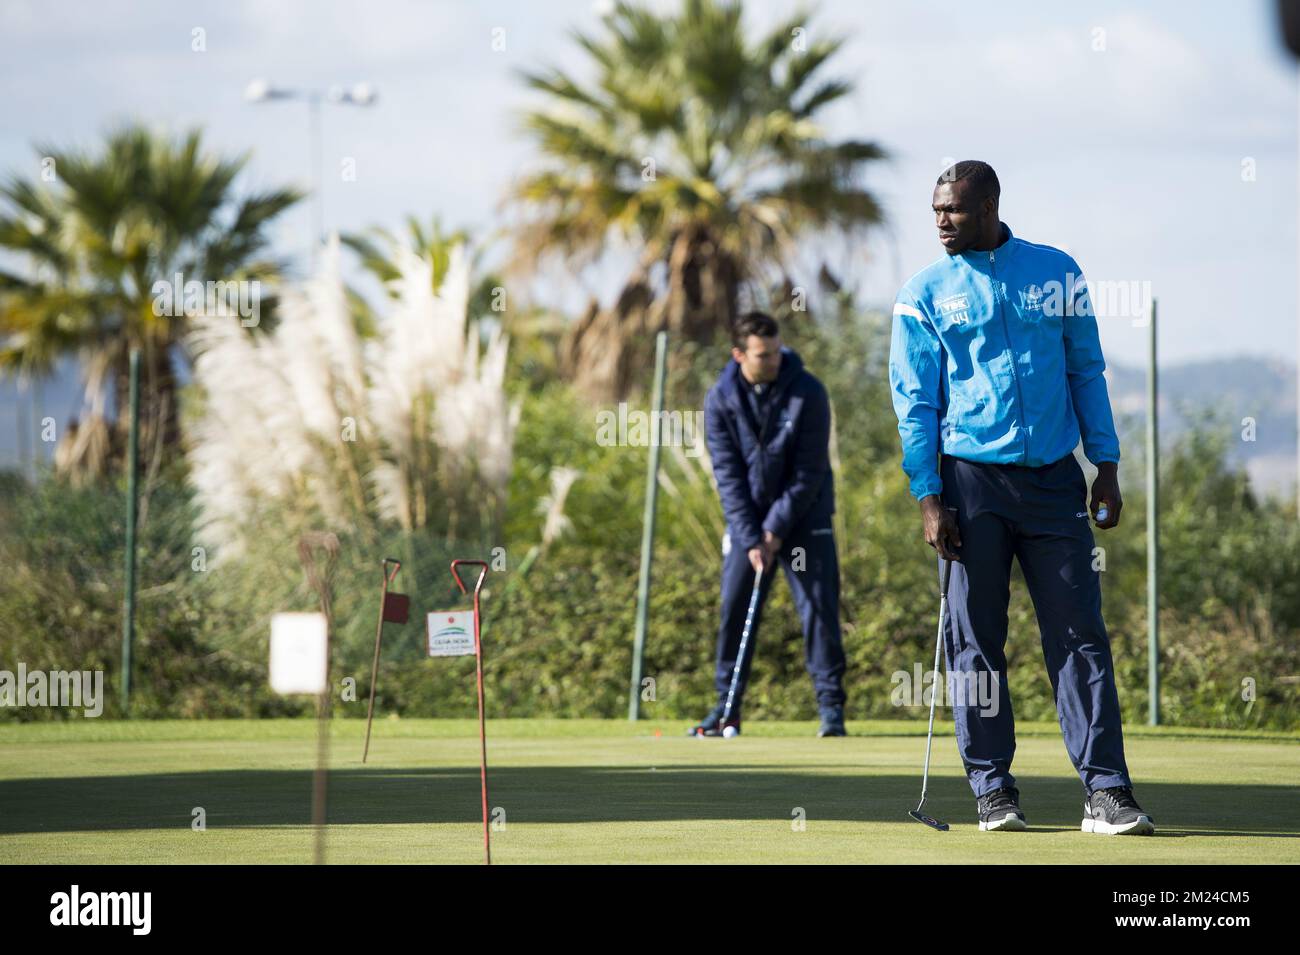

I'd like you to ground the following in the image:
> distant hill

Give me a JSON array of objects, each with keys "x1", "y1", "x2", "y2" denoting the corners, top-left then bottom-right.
[{"x1": 1107, "y1": 356, "x2": 1297, "y2": 497}]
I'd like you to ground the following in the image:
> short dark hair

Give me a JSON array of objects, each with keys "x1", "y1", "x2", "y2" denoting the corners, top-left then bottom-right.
[
  {"x1": 937, "y1": 160, "x2": 1000, "y2": 204},
  {"x1": 732, "y1": 311, "x2": 779, "y2": 349}
]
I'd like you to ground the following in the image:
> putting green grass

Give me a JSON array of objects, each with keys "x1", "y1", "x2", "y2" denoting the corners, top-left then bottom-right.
[{"x1": 1, "y1": 719, "x2": 1297, "y2": 864}]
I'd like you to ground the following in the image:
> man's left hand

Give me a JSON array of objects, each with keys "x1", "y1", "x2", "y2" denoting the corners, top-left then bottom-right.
[
  {"x1": 762, "y1": 531, "x2": 782, "y2": 566},
  {"x1": 1091, "y1": 461, "x2": 1122, "y2": 529}
]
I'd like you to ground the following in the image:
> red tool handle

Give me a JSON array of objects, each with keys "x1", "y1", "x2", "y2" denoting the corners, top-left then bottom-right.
[
  {"x1": 382, "y1": 556, "x2": 402, "y2": 587},
  {"x1": 450, "y1": 558, "x2": 492, "y2": 865},
  {"x1": 450, "y1": 559, "x2": 489, "y2": 598}
]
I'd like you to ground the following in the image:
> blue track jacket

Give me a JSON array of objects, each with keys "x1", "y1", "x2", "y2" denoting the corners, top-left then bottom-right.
[
  {"x1": 705, "y1": 348, "x2": 835, "y2": 550},
  {"x1": 888, "y1": 223, "x2": 1120, "y2": 500}
]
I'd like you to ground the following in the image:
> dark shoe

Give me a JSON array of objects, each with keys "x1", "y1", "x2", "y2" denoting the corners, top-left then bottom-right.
[
  {"x1": 977, "y1": 786, "x2": 1027, "y2": 831},
  {"x1": 688, "y1": 704, "x2": 739, "y2": 738},
  {"x1": 817, "y1": 704, "x2": 846, "y2": 737},
  {"x1": 1082, "y1": 786, "x2": 1155, "y2": 835}
]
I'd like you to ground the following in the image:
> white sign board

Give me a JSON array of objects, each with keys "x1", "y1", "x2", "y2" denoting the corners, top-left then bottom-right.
[
  {"x1": 427, "y1": 610, "x2": 477, "y2": 657},
  {"x1": 269, "y1": 612, "x2": 328, "y2": 694}
]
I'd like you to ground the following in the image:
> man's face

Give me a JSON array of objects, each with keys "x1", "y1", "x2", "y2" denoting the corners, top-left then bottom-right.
[
  {"x1": 732, "y1": 334, "x2": 782, "y2": 384},
  {"x1": 932, "y1": 180, "x2": 992, "y2": 255}
]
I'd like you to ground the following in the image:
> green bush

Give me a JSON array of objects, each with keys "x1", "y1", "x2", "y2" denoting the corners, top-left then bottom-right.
[{"x1": 0, "y1": 465, "x2": 288, "y2": 720}]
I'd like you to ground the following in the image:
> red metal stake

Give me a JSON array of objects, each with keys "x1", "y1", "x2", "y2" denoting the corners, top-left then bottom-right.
[
  {"x1": 363, "y1": 558, "x2": 406, "y2": 763},
  {"x1": 451, "y1": 559, "x2": 491, "y2": 866}
]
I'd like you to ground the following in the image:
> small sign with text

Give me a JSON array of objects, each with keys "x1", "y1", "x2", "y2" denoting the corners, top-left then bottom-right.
[{"x1": 427, "y1": 611, "x2": 476, "y2": 657}]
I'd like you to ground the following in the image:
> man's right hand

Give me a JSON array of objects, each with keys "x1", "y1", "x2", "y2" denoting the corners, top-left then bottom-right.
[
  {"x1": 748, "y1": 546, "x2": 768, "y2": 574},
  {"x1": 920, "y1": 495, "x2": 962, "y2": 561}
]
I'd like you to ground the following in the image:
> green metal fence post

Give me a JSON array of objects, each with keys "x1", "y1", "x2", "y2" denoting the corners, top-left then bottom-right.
[
  {"x1": 120, "y1": 347, "x2": 141, "y2": 715},
  {"x1": 1146, "y1": 299, "x2": 1160, "y2": 726},
  {"x1": 629, "y1": 331, "x2": 668, "y2": 720}
]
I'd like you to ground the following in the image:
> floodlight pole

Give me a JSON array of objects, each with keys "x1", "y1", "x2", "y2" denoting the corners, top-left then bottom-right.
[
  {"x1": 244, "y1": 80, "x2": 377, "y2": 270},
  {"x1": 1146, "y1": 298, "x2": 1160, "y2": 727},
  {"x1": 308, "y1": 92, "x2": 322, "y2": 269}
]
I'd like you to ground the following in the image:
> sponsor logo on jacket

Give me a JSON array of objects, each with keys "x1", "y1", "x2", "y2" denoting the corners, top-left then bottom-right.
[{"x1": 935, "y1": 293, "x2": 970, "y2": 325}]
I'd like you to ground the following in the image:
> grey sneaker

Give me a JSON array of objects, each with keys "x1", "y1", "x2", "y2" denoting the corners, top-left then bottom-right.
[
  {"x1": 1082, "y1": 787, "x2": 1155, "y2": 836},
  {"x1": 817, "y1": 704, "x2": 846, "y2": 737},
  {"x1": 977, "y1": 786, "x2": 1027, "y2": 831}
]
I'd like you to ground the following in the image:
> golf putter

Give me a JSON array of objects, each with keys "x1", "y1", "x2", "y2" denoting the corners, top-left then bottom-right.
[
  {"x1": 718, "y1": 564, "x2": 764, "y2": 736},
  {"x1": 909, "y1": 555, "x2": 954, "y2": 831}
]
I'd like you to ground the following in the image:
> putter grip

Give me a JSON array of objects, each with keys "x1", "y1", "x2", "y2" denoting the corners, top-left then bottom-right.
[{"x1": 940, "y1": 558, "x2": 952, "y2": 597}]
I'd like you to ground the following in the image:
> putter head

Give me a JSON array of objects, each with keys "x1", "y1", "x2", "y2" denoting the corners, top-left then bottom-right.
[{"x1": 909, "y1": 809, "x2": 949, "y2": 831}]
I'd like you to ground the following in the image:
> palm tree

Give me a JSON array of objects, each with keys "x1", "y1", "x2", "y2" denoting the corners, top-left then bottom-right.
[
  {"x1": 0, "y1": 125, "x2": 302, "y2": 480},
  {"x1": 511, "y1": 0, "x2": 886, "y2": 398}
]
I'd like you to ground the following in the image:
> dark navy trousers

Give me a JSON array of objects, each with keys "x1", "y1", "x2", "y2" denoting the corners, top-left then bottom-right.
[
  {"x1": 939, "y1": 453, "x2": 1132, "y2": 797},
  {"x1": 714, "y1": 524, "x2": 846, "y2": 711}
]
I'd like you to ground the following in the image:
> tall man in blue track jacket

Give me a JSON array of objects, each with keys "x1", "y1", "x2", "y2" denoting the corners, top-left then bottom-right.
[
  {"x1": 693, "y1": 311, "x2": 847, "y2": 738},
  {"x1": 888, "y1": 161, "x2": 1154, "y2": 835}
]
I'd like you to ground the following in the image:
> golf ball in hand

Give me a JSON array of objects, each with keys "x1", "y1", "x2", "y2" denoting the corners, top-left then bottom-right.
[{"x1": 722, "y1": 725, "x2": 738, "y2": 738}]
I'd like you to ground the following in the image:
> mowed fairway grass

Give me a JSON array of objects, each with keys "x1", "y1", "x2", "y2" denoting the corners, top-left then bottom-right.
[{"x1": 1, "y1": 719, "x2": 1297, "y2": 864}]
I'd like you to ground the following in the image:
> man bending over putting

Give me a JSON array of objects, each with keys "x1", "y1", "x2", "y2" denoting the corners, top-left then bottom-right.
[
  {"x1": 690, "y1": 312, "x2": 847, "y2": 738},
  {"x1": 888, "y1": 160, "x2": 1154, "y2": 835}
]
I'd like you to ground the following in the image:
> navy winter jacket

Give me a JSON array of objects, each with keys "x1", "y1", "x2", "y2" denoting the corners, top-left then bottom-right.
[{"x1": 704, "y1": 347, "x2": 835, "y2": 551}]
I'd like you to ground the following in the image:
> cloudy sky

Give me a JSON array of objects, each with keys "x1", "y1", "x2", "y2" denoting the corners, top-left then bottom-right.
[{"x1": 1, "y1": 0, "x2": 1297, "y2": 369}]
